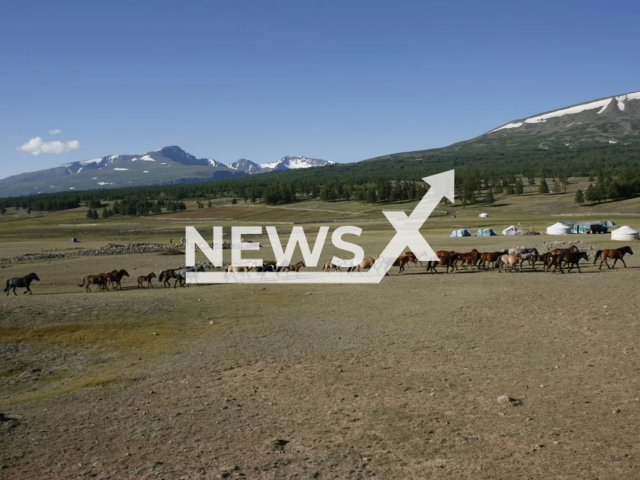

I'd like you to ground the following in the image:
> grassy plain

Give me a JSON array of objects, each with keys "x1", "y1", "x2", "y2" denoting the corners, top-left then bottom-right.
[{"x1": 1, "y1": 178, "x2": 640, "y2": 479}]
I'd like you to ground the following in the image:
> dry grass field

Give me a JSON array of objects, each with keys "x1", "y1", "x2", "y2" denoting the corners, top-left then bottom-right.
[{"x1": 2, "y1": 179, "x2": 640, "y2": 479}]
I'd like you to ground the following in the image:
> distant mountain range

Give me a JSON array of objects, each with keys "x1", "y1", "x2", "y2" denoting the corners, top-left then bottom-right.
[
  {"x1": 0, "y1": 146, "x2": 335, "y2": 197},
  {"x1": 3, "y1": 90, "x2": 639, "y2": 198}
]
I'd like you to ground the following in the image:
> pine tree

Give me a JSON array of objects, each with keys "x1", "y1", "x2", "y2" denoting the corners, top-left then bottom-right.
[
  {"x1": 574, "y1": 188, "x2": 585, "y2": 205},
  {"x1": 538, "y1": 179, "x2": 549, "y2": 195},
  {"x1": 91, "y1": 210, "x2": 99, "y2": 220},
  {"x1": 87, "y1": 208, "x2": 94, "y2": 219},
  {"x1": 515, "y1": 179, "x2": 524, "y2": 195},
  {"x1": 102, "y1": 208, "x2": 108, "y2": 218},
  {"x1": 485, "y1": 189, "x2": 495, "y2": 206},
  {"x1": 366, "y1": 188, "x2": 377, "y2": 204},
  {"x1": 552, "y1": 178, "x2": 561, "y2": 194},
  {"x1": 559, "y1": 173, "x2": 569, "y2": 192}
]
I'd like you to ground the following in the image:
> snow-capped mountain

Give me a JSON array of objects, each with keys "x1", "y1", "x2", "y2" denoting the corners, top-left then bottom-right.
[
  {"x1": 229, "y1": 158, "x2": 265, "y2": 174},
  {"x1": 260, "y1": 156, "x2": 335, "y2": 171},
  {"x1": 452, "y1": 90, "x2": 640, "y2": 151},
  {"x1": 0, "y1": 146, "x2": 336, "y2": 197}
]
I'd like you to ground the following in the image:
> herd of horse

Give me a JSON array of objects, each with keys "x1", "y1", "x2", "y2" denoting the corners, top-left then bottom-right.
[
  {"x1": 399, "y1": 245, "x2": 633, "y2": 274},
  {"x1": 78, "y1": 268, "x2": 130, "y2": 292},
  {"x1": 3, "y1": 245, "x2": 634, "y2": 295}
]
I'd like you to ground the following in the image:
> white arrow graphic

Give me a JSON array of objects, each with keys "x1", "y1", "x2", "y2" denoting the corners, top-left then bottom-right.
[
  {"x1": 187, "y1": 170, "x2": 454, "y2": 284},
  {"x1": 369, "y1": 170, "x2": 455, "y2": 278}
]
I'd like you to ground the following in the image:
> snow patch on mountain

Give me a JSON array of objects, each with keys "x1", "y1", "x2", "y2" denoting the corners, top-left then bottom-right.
[
  {"x1": 491, "y1": 122, "x2": 523, "y2": 132},
  {"x1": 490, "y1": 90, "x2": 640, "y2": 133},
  {"x1": 260, "y1": 156, "x2": 335, "y2": 170},
  {"x1": 260, "y1": 161, "x2": 279, "y2": 169},
  {"x1": 527, "y1": 98, "x2": 612, "y2": 123},
  {"x1": 615, "y1": 92, "x2": 640, "y2": 111},
  {"x1": 79, "y1": 158, "x2": 103, "y2": 166},
  {"x1": 207, "y1": 158, "x2": 227, "y2": 167}
]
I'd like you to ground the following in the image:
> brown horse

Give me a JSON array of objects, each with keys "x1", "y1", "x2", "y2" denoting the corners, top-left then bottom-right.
[
  {"x1": 435, "y1": 251, "x2": 460, "y2": 272},
  {"x1": 479, "y1": 251, "x2": 507, "y2": 270},
  {"x1": 563, "y1": 251, "x2": 589, "y2": 273},
  {"x1": 279, "y1": 261, "x2": 306, "y2": 272},
  {"x1": 404, "y1": 251, "x2": 427, "y2": 267},
  {"x1": 550, "y1": 245, "x2": 580, "y2": 256},
  {"x1": 545, "y1": 253, "x2": 567, "y2": 273},
  {"x1": 393, "y1": 253, "x2": 417, "y2": 274},
  {"x1": 79, "y1": 273, "x2": 110, "y2": 292},
  {"x1": 594, "y1": 246, "x2": 633, "y2": 270},
  {"x1": 437, "y1": 252, "x2": 461, "y2": 273},
  {"x1": 457, "y1": 249, "x2": 481, "y2": 270},
  {"x1": 107, "y1": 269, "x2": 129, "y2": 289},
  {"x1": 425, "y1": 260, "x2": 440, "y2": 273},
  {"x1": 348, "y1": 256, "x2": 378, "y2": 272},
  {"x1": 529, "y1": 252, "x2": 553, "y2": 270},
  {"x1": 459, "y1": 249, "x2": 481, "y2": 268},
  {"x1": 137, "y1": 272, "x2": 156, "y2": 288}
]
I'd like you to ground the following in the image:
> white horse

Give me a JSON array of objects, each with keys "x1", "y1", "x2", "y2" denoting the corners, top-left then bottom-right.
[
  {"x1": 226, "y1": 265, "x2": 253, "y2": 273},
  {"x1": 498, "y1": 254, "x2": 523, "y2": 272}
]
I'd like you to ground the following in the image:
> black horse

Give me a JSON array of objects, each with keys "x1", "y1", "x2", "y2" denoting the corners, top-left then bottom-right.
[
  {"x1": 159, "y1": 269, "x2": 178, "y2": 287},
  {"x1": 4, "y1": 273, "x2": 40, "y2": 296}
]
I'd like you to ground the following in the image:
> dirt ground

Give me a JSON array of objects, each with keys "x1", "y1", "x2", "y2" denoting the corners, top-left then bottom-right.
[{"x1": 2, "y1": 230, "x2": 640, "y2": 479}]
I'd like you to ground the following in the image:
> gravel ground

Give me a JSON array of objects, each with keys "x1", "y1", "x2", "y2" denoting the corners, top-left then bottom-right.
[{"x1": 1, "y1": 241, "x2": 640, "y2": 479}]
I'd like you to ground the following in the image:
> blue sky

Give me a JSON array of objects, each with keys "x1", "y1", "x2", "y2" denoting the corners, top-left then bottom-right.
[{"x1": 1, "y1": 0, "x2": 639, "y2": 180}]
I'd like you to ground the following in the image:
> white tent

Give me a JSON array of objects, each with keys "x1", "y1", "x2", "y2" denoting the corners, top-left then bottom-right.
[
  {"x1": 546, "y1": 222, "x2": 571, "y2": 235},
  {"x1": 611, "y1": 226, "x2": 639, "y2": 241},
  {"x1": 450, "y1": 229, "x2": 471, "y2": 237},
  {"x1": 502, "y1": 225, "x2": 524, "y2": 236},
  {"x1": 479, "y1": 213, "x2": 489, "y2": 218}
]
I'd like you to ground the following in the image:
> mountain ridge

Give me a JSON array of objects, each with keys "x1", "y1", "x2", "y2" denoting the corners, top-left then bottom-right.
[
  {"x1": 0, "y1": 146, "x2": 335, "y2": 197},
  {"x1": 447, "y1": 89, "x2": 640, "y2": 152}
]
